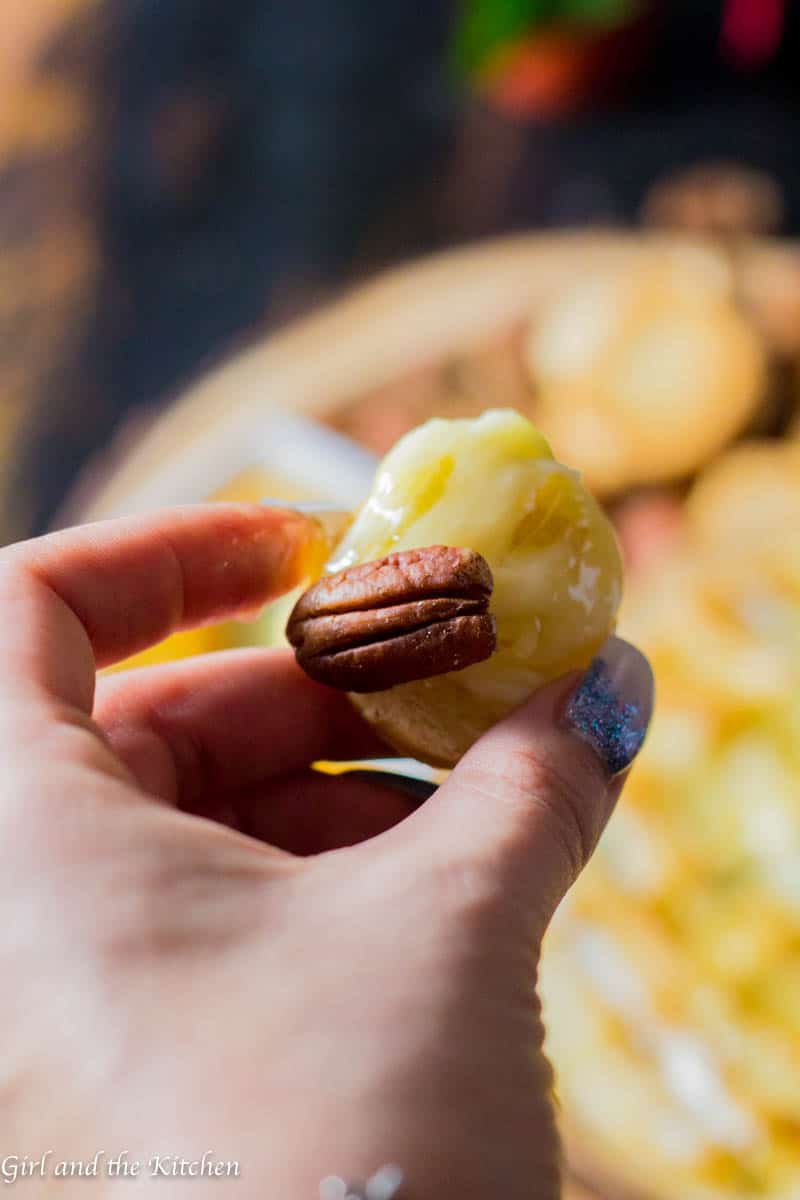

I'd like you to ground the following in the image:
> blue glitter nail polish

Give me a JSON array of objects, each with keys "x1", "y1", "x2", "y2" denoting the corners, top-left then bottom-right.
[{"x1": 564, "y1": 638, "x2": 654, "y2": 776}]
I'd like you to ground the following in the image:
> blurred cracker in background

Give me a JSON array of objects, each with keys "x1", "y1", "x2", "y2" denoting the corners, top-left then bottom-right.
[{"x1": 642, "y1": 162, "x2": 785, "y2": 240}]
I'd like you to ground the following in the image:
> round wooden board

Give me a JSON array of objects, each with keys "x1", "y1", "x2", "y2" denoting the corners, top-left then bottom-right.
[{"x1": 64, "y1": 227, "x2": 800, "y2": 525}]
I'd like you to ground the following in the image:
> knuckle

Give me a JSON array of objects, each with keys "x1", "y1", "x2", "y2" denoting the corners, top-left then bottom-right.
[
  {"x1": 520, "y1": 747, "x2": 605, "y2": 879},
  {"x1": 144, "y1": 703, "x2": 212, "y2": 808},
  {"x1": 462, "y1": 741, "x2": 606, "y2": 881}
]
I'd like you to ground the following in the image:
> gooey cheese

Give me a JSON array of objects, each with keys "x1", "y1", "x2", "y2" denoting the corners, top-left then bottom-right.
[{"x1": 329, "y1": 410, "x2": 623, "y2": 766}]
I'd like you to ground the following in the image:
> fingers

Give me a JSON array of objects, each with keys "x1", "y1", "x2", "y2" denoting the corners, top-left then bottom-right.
[
  {"x1": 225, "y1": 769, "x2": 423, "y2": 855},
  {"x1": 95, "y1": 649, "x2": 394, "y2": 805},
  {"x1": 404, "y1": 638, "x2": 654, "y2": 939},
  {"x1": 0, "y1": 504, "x2": 318, "y2": 713}
]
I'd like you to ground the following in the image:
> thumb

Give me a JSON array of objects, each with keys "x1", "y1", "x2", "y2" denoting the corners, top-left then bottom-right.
[{"x1": 408, "y1": 637, "x2": 654, "y2": 939}]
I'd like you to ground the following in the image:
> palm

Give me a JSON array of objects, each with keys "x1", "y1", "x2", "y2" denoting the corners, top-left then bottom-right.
[{"x1": 0, "y1": 503, "x2": 641, "y2": 1198}]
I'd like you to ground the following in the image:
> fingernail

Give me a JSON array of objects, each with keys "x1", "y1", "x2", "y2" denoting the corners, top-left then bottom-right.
[
  {"x1": 260, "y1": 499, "x2": 347, "y2": 513},
  {"x1": 563, "y1": 636, "x2": 654, "y2": 777},
  {"x1": 261, "y1": 499, "x2": 352, "y2": 547},
  {"x1": 347, "y1": 770, "x2": 439, "y2": 805}
]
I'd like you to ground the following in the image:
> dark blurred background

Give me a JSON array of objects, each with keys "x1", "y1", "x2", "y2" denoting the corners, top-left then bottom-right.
[{"x1": 1, "y1": 0, "x2": 798, "y2": 538}]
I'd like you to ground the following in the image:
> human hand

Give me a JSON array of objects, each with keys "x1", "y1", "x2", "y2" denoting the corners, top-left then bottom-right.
[{"x1": 0, "y1": 504, "x2": 652, "y2": 1198}]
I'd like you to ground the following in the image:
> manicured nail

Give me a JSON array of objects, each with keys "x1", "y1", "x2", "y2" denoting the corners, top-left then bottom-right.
[{"x1": 563, "y1": 636, "x2": 654, "y2": 776}]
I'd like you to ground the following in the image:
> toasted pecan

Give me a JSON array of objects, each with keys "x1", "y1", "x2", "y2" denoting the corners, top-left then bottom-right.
[{"x1": 286, "y1": 546, "x2": 496, "y2": 692}]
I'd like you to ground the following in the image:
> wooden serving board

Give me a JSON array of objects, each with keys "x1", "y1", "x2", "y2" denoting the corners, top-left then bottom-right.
[{"x1": 63, "y1": 228, "x2": 800, "y2": 525}]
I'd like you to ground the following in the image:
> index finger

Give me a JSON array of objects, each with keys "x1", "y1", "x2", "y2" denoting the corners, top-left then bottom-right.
[{"x1": 0, "y1": 504, "x2": 321, "y2": 713}]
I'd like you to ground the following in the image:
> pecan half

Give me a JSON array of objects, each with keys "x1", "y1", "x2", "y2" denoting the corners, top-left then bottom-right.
[{"x1": 286, "y1": 546, "x2": 496, "y2": 692}]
